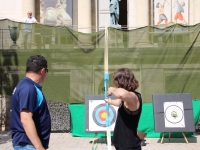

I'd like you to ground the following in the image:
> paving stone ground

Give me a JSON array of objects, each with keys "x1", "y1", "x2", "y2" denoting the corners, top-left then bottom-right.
[{"x1": 1, "y1": 131, "x2": 200, "y2": 150}]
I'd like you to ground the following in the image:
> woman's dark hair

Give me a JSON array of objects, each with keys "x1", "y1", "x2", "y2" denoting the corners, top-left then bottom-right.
[
  {"x1": 26, "y1": 55, "x2": 47, "y2": 73},
  {"x1": 156, "y1": 2, "x2": 160, "y2": 8},
  {"x1": 113, "y1": 68, "x2": 139, "y2": 91}
]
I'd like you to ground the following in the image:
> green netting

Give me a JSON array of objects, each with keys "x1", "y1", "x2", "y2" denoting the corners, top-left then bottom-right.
[
  {"x1": 68, "y1": 100, "x2": 200, "y2": 138},
  {"x1": 1, "y1": 19, "x2": 200, "y2": 103}
]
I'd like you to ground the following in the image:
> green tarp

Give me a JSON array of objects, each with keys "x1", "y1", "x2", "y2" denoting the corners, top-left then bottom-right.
[
  {"x1": 1, "y1": 19, "x2": 200, "y2": 136},
  {"x1": 68, "y1": 100, "x2": 200, "y2": 138},
  {"x1": 1, "y1": 19, "x2": 200, "y2": 103}
]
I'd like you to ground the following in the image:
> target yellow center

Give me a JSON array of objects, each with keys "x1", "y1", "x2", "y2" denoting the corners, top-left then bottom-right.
[{"x1": 101, "y1": 112, "x2": 107, "y2": 118}]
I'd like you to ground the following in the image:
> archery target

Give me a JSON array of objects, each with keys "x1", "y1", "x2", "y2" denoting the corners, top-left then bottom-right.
[
  {"x1": 164, "y1": 102, "x2": 185, "y2": 128},
  {"x1": 92, "y1": 103, "x2": 116, "y2": 127},
  {"x1": 152, "y1": 93, "x2": 195, "y2": 132},
  {"x1": 88, "y1": 100, "x2": 118, "y2": 132}
]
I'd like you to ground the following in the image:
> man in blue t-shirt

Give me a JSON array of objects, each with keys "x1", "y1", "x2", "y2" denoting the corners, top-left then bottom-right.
[{"x1": 10, "y1": 55, "x2": 51, "y2": 150}]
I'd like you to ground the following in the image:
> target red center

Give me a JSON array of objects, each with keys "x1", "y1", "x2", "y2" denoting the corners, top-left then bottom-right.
[{"x1": 99, "y1": 110, "x2": 108, "y2": 121}]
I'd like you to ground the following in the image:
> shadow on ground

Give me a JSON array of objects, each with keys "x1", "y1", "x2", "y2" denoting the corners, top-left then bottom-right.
[
  {"x1": 157, "y1": 137, "x2": 197, "y2": 144},
  {"x1": 89, "y1": 137, "x2": 110, "y2": 144}
]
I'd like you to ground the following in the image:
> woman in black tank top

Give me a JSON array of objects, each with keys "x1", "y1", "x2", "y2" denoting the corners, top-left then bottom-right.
[{"x1": 105, "y1": 68, "x2": 142, "y2": 150}]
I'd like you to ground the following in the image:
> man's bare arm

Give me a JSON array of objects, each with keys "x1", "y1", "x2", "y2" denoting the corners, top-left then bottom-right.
[
  {"x1": 163, "y1": 0, "x2": 167, "y2": 6},
  {"x1": 20, "y1": 109, "x2": 45, "y2": 150}
]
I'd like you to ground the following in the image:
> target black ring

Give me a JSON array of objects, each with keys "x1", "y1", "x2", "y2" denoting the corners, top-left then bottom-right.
[
  {"x1": 164, "y1": 105, "x2": 184, "y2": 124},
  {"x1": 92, "y1": 103, "x2": 116, "y2": 127}
]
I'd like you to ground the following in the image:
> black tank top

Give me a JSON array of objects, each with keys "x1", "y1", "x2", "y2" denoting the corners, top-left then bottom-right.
[{"x1": 112, "y1": 91, "x2": 142, "y2": 150}]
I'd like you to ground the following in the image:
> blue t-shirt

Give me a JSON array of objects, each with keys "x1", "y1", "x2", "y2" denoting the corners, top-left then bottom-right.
[{"x1": 10, "y1": 77, "x2": 51, "y2": 149}]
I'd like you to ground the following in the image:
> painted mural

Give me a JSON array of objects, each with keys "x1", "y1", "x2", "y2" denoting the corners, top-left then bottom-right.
[
  {"x1": 154, "y1": 0, "x2": 188, "y2": 26},
  {"x1": 40, "y1": 0, "x2": 73, "y2": 26}
]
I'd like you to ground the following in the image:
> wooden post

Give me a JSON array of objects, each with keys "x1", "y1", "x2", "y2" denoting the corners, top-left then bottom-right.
[
  {"x1": 160, "y1": 132, "x2": 165, "y2": 144},
  {"x1": 182, "y1": 132, "x2": 189, "y2": 144}
]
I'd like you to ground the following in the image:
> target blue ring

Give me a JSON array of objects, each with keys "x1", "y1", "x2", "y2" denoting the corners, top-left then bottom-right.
[
  {"x1": 92, "y1": 104, "x2": 116, "y2": 127},
  {"x1": 95, "y1": 106, "x2": 114, "y2": 124}
]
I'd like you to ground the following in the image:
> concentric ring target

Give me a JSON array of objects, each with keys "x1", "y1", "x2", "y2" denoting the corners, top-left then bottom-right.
[
  {"x1": 92, "y1": 103, "x2": 116, "y2": 127},
  {"x1": 164, "y1": 105, "x2": 184, "y2": 124}
]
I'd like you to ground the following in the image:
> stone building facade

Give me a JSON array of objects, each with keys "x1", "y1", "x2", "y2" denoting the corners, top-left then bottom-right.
[{"x1": 0, "y1": 0, "x2": 200, "y2": 33}]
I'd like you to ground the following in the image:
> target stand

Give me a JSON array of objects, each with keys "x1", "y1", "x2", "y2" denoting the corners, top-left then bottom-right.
[
  {"x1": 152, "y1": 93, "x2": 195, "y2": 144},
  {"x1": 85, "y1": 95, "x2": 118, "y2": 133},
  {"x1": 160, "y1": 132, "x2": 188, "y2": 144},
  {"x1": 85, "y1": 95, "x2": 118, "y2": 149}
]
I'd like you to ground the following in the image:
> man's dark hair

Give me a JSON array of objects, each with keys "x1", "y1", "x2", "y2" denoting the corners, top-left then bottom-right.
[
  {"x1": 26, "y1": 55, "x2": 47, "y2": 73},
  {"x1": 156, "y1": 2, "x2": 160, "y2": 8}
]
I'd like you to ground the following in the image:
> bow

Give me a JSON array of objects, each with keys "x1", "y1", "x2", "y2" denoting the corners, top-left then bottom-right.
[{"x1": 104, "y1": 26, "x2": 112, "y2": 150}]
